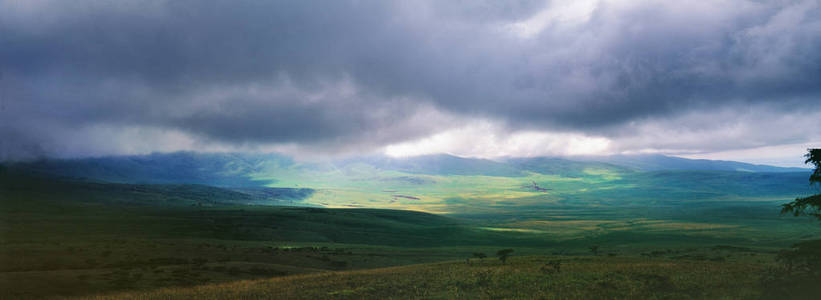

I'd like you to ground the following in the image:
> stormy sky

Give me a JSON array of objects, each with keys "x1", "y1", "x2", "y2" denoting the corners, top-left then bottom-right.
[{"x1": 1, "y1": 0, "x2": 820, "y2": 166}]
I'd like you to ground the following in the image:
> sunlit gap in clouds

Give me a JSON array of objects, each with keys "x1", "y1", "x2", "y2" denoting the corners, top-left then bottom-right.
[
  {"x1": 383, "y1": 121, "x2": 612, "y2": 159},
  {"x1": 505, "y1": 0, "x2": 598, "y2": 38}
]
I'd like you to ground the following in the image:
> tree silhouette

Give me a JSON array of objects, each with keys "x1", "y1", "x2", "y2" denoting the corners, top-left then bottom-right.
[
  {"x1": 496, "y1": 249, "x2": 513, "y2": 264},
  {"x1": 762, "y1": 149, "x2": 821, "y2": 298},
  {"x1": 473, "y1": 252, "x2": 487, "y2": 260},
  {"x1": 781, "y1": 149, "x2": 821, "y2": 219}
]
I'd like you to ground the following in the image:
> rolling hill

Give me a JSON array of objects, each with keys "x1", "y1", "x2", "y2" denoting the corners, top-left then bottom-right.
[
  {"x1": 574, "y1": 154, "x2": 809, "y2": 172},
  {"x1": 1, "y1": 152, "x2": 291, "y2": 186},
  {"x1": 2, "y1": 151, "x2": 813, "y2": 214},
  {"x1": 3, "y1": 152, "x2": 808, "y2": 185}
]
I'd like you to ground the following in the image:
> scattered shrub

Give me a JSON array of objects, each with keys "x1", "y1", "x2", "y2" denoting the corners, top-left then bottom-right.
[{"x1": 496, "y1": 249, "x2": 514, "y2": 264}]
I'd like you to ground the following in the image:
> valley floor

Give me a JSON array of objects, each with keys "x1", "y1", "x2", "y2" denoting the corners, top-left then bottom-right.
[{"x1": 3, "y1": 172, "x2": 818, "y2": 299}]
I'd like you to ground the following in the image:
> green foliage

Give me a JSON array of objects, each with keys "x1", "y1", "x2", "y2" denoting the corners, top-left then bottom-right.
[
  {"x1": 781, "y1": 148, "x2": 821, "y2": 219},
  {"x1": 781, "y1": 194, "x2": 821, "y2": 219},
  {"x1": 807, "y1": 148, "x2": 821, "y2": 185},
  {"x1": 767, "y1": 149, "x2": 821, "y2": 298},
  {"x1": 472, "y1": 252, "x2": 486, "y2": 260}
]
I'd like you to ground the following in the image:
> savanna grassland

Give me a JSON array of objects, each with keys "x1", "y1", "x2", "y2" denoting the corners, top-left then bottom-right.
[
  {"x1": 87, "y1": 256, "x2": 768, "y2": 299},
  {"x1": 2, "y1": 153, "x2": 820, "y2": 299}
]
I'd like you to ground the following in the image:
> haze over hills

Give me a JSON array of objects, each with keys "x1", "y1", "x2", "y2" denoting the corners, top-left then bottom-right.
[
  {"x1": 2, "y1": 151, "x2": 814, "y2": 217},
  {"x1": 573, "y1": 154, "x2": 810, "y2": 173},
  {"x1": 2, "y1": 150, "x2": 817, "y2": 243},
  {"x1": 2, "y1": 152, "x2": 291, "y2": 186},
  {"x1": 2, "y1": 152, "x2": 808, "y2": 187}
]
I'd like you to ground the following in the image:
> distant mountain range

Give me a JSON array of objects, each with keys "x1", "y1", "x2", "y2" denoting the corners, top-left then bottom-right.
[
  {"x1": 1, "y1": 152, "x2": 809, "y2": 187},
  {"x1": 572, "y1": 154, "x2": 809, "y2": 173},
  {"x1": 1, "y1": 152, "x2": 291, "y2": 186}
]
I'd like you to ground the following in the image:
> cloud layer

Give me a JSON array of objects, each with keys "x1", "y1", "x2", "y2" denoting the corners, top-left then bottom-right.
[{"x1": 1, "y1": 0, "x2": 820, "y2": 163}]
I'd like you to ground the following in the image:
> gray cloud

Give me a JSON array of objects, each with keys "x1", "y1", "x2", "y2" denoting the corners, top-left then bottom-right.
[{"x1": 1, "y1": 0, "x2": 820, "y2": 160}]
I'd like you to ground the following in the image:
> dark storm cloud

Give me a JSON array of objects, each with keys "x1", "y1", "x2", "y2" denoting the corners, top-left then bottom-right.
[{"x1": 1, "y1": 0, "x2": 820, "y2": 159}]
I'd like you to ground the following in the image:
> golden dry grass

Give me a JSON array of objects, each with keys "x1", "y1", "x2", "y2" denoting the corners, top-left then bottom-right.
[{"x1": 77, "y1": 256, "x2": 766, "y2": 300}]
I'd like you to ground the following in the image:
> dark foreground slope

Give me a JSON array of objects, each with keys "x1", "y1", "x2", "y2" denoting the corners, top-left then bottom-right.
[
  {"x1": 0, "y1": 173, "x2": 546, "y2": 298},
  {"x1": 88, "y1": 256, "x2": 769, "y2": 300},
  {"x1": 0, "y1": 172, "x2": 536, "y2": 247}
]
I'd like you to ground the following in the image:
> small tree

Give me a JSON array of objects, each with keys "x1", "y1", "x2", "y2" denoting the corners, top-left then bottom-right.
[
  {"x1": 473, "y1": 252, "x2": 487, "y2": 260},
  {"x1": 762, "y1": 149, "x2": 821, "y2": 298},
  {"x1": 496, "y1": 249, "x2": 514, "y2": 264},
  {"x1": 782, "y1": 149, "x2": 821, "y2": 219},
  {"x1": 589, "y1": 245, "x2": 600, "y2": 256}
]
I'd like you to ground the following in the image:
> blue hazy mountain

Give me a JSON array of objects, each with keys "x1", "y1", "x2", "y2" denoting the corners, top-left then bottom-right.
[
  {"x1": 3, "y1": 151, "x2": 292, "y2": 186},
  {"x1": 504, "y1": 157, "x2": 634, "y2": 177},
  {"x1": 341, "y1": 154, "x2": 525, "y2": 177},
  {"x1": 573, "y1": 154, "x2": 809, "y2": 172}
]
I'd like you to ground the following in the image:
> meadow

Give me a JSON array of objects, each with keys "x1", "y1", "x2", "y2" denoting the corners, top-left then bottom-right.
[{"x1": 247, "y1": 156, "x2": 820, "y2": 246}]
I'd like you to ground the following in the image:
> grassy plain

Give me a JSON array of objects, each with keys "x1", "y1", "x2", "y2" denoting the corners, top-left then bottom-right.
[
  {"x1": 2, "y1": 162, "x2": 820, "y2": 299},
  {"x1": 251, "y1": 163, "x2": 820, "y2": 245}
]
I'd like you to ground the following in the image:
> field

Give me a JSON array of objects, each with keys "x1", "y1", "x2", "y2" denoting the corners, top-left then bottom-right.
[
  {"x1": 89, "y1": 256, "x2": 769, "y2": 299},
  {"x1": 2, "y1": 153, "x2": 820, "y2": 298},
  {"x1": 245, "y1": 157, "x2": 820, "y2": 246}
]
